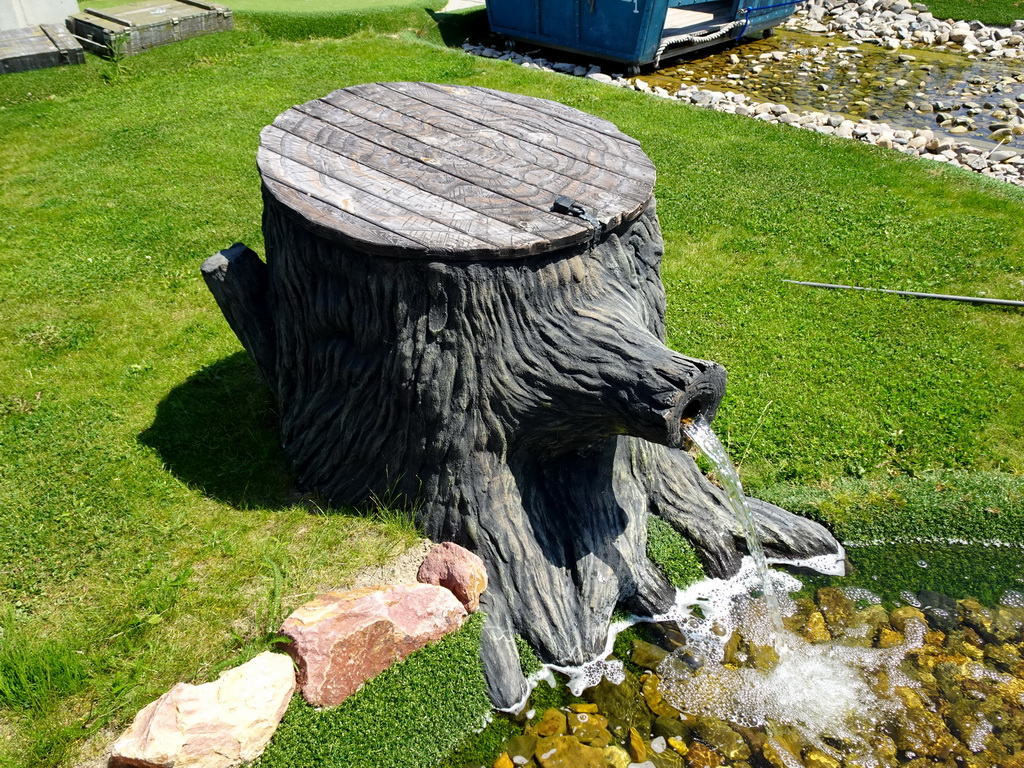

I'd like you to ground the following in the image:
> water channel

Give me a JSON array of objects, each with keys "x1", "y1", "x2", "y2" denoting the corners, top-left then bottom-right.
[
  {"x1": 639, "y1": 29, "x2": 1024, "y2": 147},
  {"x1": 462, "y1": 416, "x2": 1024, "y2": 768}
]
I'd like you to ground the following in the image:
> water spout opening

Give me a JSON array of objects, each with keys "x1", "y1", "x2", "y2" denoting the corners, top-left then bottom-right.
[{"x1": 680, "y1": 399, "x2": 705, "y2": 424}]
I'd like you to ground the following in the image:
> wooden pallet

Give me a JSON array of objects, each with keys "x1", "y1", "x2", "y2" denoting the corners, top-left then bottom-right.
[
  {"x1": 67, "y1": 0, "x2": 232, "y2": 57},
  {"x1": 0, "y1": 23, "x2": 84, "y2": 74}
]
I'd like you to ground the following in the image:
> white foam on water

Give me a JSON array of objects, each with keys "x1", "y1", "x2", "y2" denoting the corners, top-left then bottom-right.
[
  {"x1": 767, "y1": 548, "x2": 848, "y2": 577},
  {"x1": 549, "y1": 657, "x2": 625, "y2": 698},
  {"x1": 968, "y1": 716, "x2": 994, "y2": 753},
  {"x1": 1001, "y1": 589, "x2": 1024, "y2": 607},
  {"x1": 900, "y1": 590, "x2": 921, "y2": 607},
  {"x1": 842, "y1": 586, "x2": 883, "y2": 605},
  {"x1": 655, "y1": 564, "x2": 926, "y2": 757},
  {"x1": 499, "y1": 550, "x2": 834, "y2": 713},
  {"x1": 844, "y1": 536, "x2": 1024, "y2": 549},
  {"x1": 659, "y1": 620, "x2": 906, "y2": 739}
]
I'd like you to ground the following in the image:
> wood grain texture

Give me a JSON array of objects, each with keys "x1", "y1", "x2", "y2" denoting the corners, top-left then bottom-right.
[
  {"x1": 209, "y1": 86, "x2": 844, "y2": 707},
  {"x1": 0, "y1": 24, "x2": 84, "y2": 73},
  {"x1": 259, "y1": 82, "x2": 656, "y2": 260}
]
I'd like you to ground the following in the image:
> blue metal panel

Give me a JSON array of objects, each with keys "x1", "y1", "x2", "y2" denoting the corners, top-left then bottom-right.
[
  {"x1": 485, "y1": 0, "x2": 799, "y2": 65},
  {"x1": 539, "y1": 0, "x2": 576, "y2": 45},
  {"x1": 487, "y1": 0, "x2": 538, "y2": 38},
  {"x1": 578, "y1": 0, "x2": 662, "y2": 61},
  {"x1": 741, "y1": 0, "x2": 800, "y2": 33},
  {"x1": 488, "y1": 0, "x2": 668, "y2": 64}
]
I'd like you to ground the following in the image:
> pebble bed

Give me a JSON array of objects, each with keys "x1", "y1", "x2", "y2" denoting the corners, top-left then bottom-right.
[
  {"x1": 461, "y1": 0, "x2": 1024, "y2": 189},
  {"x1": 482, "y1": 588, "x2": 1024, "y2": 768}
]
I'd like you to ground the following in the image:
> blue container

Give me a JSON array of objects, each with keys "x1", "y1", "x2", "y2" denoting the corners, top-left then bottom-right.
[{"x1": 486, "y1": 0, "x2": 801, "y2": 68}]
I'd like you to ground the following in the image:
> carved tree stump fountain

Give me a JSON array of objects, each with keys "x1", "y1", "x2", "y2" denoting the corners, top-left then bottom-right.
[{"x1": 202, "y1": 82, "x2": 843, "y2": 709}]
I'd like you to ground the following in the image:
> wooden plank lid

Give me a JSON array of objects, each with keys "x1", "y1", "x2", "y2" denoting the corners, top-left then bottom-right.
[{"x1": 257, "y1": 82, "x2": 656, "y2": 261}]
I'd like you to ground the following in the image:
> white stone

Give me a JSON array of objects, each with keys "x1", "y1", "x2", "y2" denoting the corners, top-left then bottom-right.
[{"x1": 109, "y1": 652, "x2": 295, "y2": 768}]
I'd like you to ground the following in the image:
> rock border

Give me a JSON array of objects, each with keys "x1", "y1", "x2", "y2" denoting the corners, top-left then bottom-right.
[
  {"x1": 105, "y1": 542, "x2": 487, "y2": 768},
  {"x1": 789, "y1": 0, "x2": 1024, "y2": 59}
]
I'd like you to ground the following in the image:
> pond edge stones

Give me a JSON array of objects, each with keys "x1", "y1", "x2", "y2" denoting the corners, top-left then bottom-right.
[
  {"x1": 280, "y1": 582, "x2": 468, "y2": 708},
  {"x1": 108, "y1": 542, "x2": 483, "y2": 767},
  {"x1": 108, "y1": 651, "x2": 296, "y2": 768}
]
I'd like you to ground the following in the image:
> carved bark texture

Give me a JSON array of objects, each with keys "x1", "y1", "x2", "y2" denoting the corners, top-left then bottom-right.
[{"x1": 209, "y1": 198, "x2": 842, "y2": 708}]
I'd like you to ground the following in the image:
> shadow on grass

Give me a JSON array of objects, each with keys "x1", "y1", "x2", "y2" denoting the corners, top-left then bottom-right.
[
  {"x1": 427, "y1": 7, "x2": 490, "y2": 47},
  {"x1": 140, "y1": 353, "x2": 293, "y2": 510}
]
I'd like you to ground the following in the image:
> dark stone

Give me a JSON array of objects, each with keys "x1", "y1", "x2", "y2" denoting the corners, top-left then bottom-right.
[
  {"x1": 917, "y1": 590, "x2": 959, "y2": 633},
  {"x1": 632, "y1": 639, "x2": 670, "y2": 670},
  {"x1": 653, "y1": 715, "x2": 688, "y2": 740}
]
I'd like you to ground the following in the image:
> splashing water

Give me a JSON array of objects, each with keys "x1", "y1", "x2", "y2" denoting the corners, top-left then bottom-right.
[
  {"x1": 673, "y1": 416, "x2": 919, "y2": 760},
  {"x1": 682, "y1": 415, "x2": 787, "y2": 644}
]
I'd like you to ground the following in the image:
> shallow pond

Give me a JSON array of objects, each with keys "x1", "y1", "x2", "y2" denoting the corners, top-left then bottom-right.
[
  {"x1": 640, "y1": 30, "x2": 1024, "y2": 146},
  {"x1": 465, "y1": 541, "x2": 1024, "y2": 768}
]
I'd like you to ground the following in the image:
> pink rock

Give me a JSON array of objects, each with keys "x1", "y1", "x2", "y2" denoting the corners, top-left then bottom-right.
[
  {"x1": 280, "y1": 584, "x2": 467, "y2": 707},
  {"x1": 108, "y1": 651, "x2": 295, "y2": 768},
  {"x1": 417, "y1": 541, "x2": 488, "y2": 613}
]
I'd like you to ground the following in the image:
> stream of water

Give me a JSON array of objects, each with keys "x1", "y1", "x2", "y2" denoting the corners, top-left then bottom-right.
[
  {"x1": 480, "y1": 417, "x2": 1024, "y2": 766},
  {"x1": 682, "y1": 415, "x2": 788, "y2": 646}
]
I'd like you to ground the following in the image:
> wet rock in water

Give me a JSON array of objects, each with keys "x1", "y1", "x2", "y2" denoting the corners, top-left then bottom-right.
[
  {"x1": 803, "y1": 748, "x2": 842, "y2": 768},
  {"x1": 692, "y1": 717, "x2": 751, "y2": 761},
  {"x1": 918, "y1": 590, "x2": 960, "y2": 632},
  {"x1": 508, "y1": 733, "x2": 539, "y2": 763},
  {"x1": 585, "y1": 669, "x2": 655, "y2": 736},
  {"x1": 632, "y1": 639, "x2": 670, "y2": 670},
  {"x1": 890, "y1": 605, "x2": 928, "y2": 634},
  {"x1": 568, "y1": 711, "x2": 612, "y2": 746},
  {"x1": 802, "y1": 610, "x2": 832, "y2": 642},
  {"x1": 534, "y1": 734, "x2": 605, "y2": 768},
  {"x1": 666, "y1": 737, "x2": 688, "y2": 756},
  {"x1": 642, "y1": 674, "x2": 681, "y2": 718},
  {"x1": 858, "y1": 602, "x2": 892, "y2": 632},
  {"x1": 815, "y1": 587, "x2": 855, "y2": 632},
  {"x1": 628, "y1": 726, "x2": 648, "y2": 761},
  {"x1": 894, "y1": 707, "x2": 957, "y2": 759},
  {"x1": 653, "y1": 715, "x2": 688, "y2": 741},
  {"x1": 683, "y1": 742, "x2": 723, "y2": 768},
  {"x1": 535, "y1": 708, "x2": 569, "y2": 738},
  {"x1": 602, "y1": 745, "x2": 632, "y2": 768}
]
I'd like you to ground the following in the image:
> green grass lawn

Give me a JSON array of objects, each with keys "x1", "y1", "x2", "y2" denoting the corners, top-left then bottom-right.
[
  {"x1": 1, "y1": 3, "x2": 1023, "y2": 767},
  {"x1": 78, "y1": 0, "x2": 435, "y2": 11},
  {"x1": 926, "y1": 0, "x2": 1024, "y2": 25}
]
